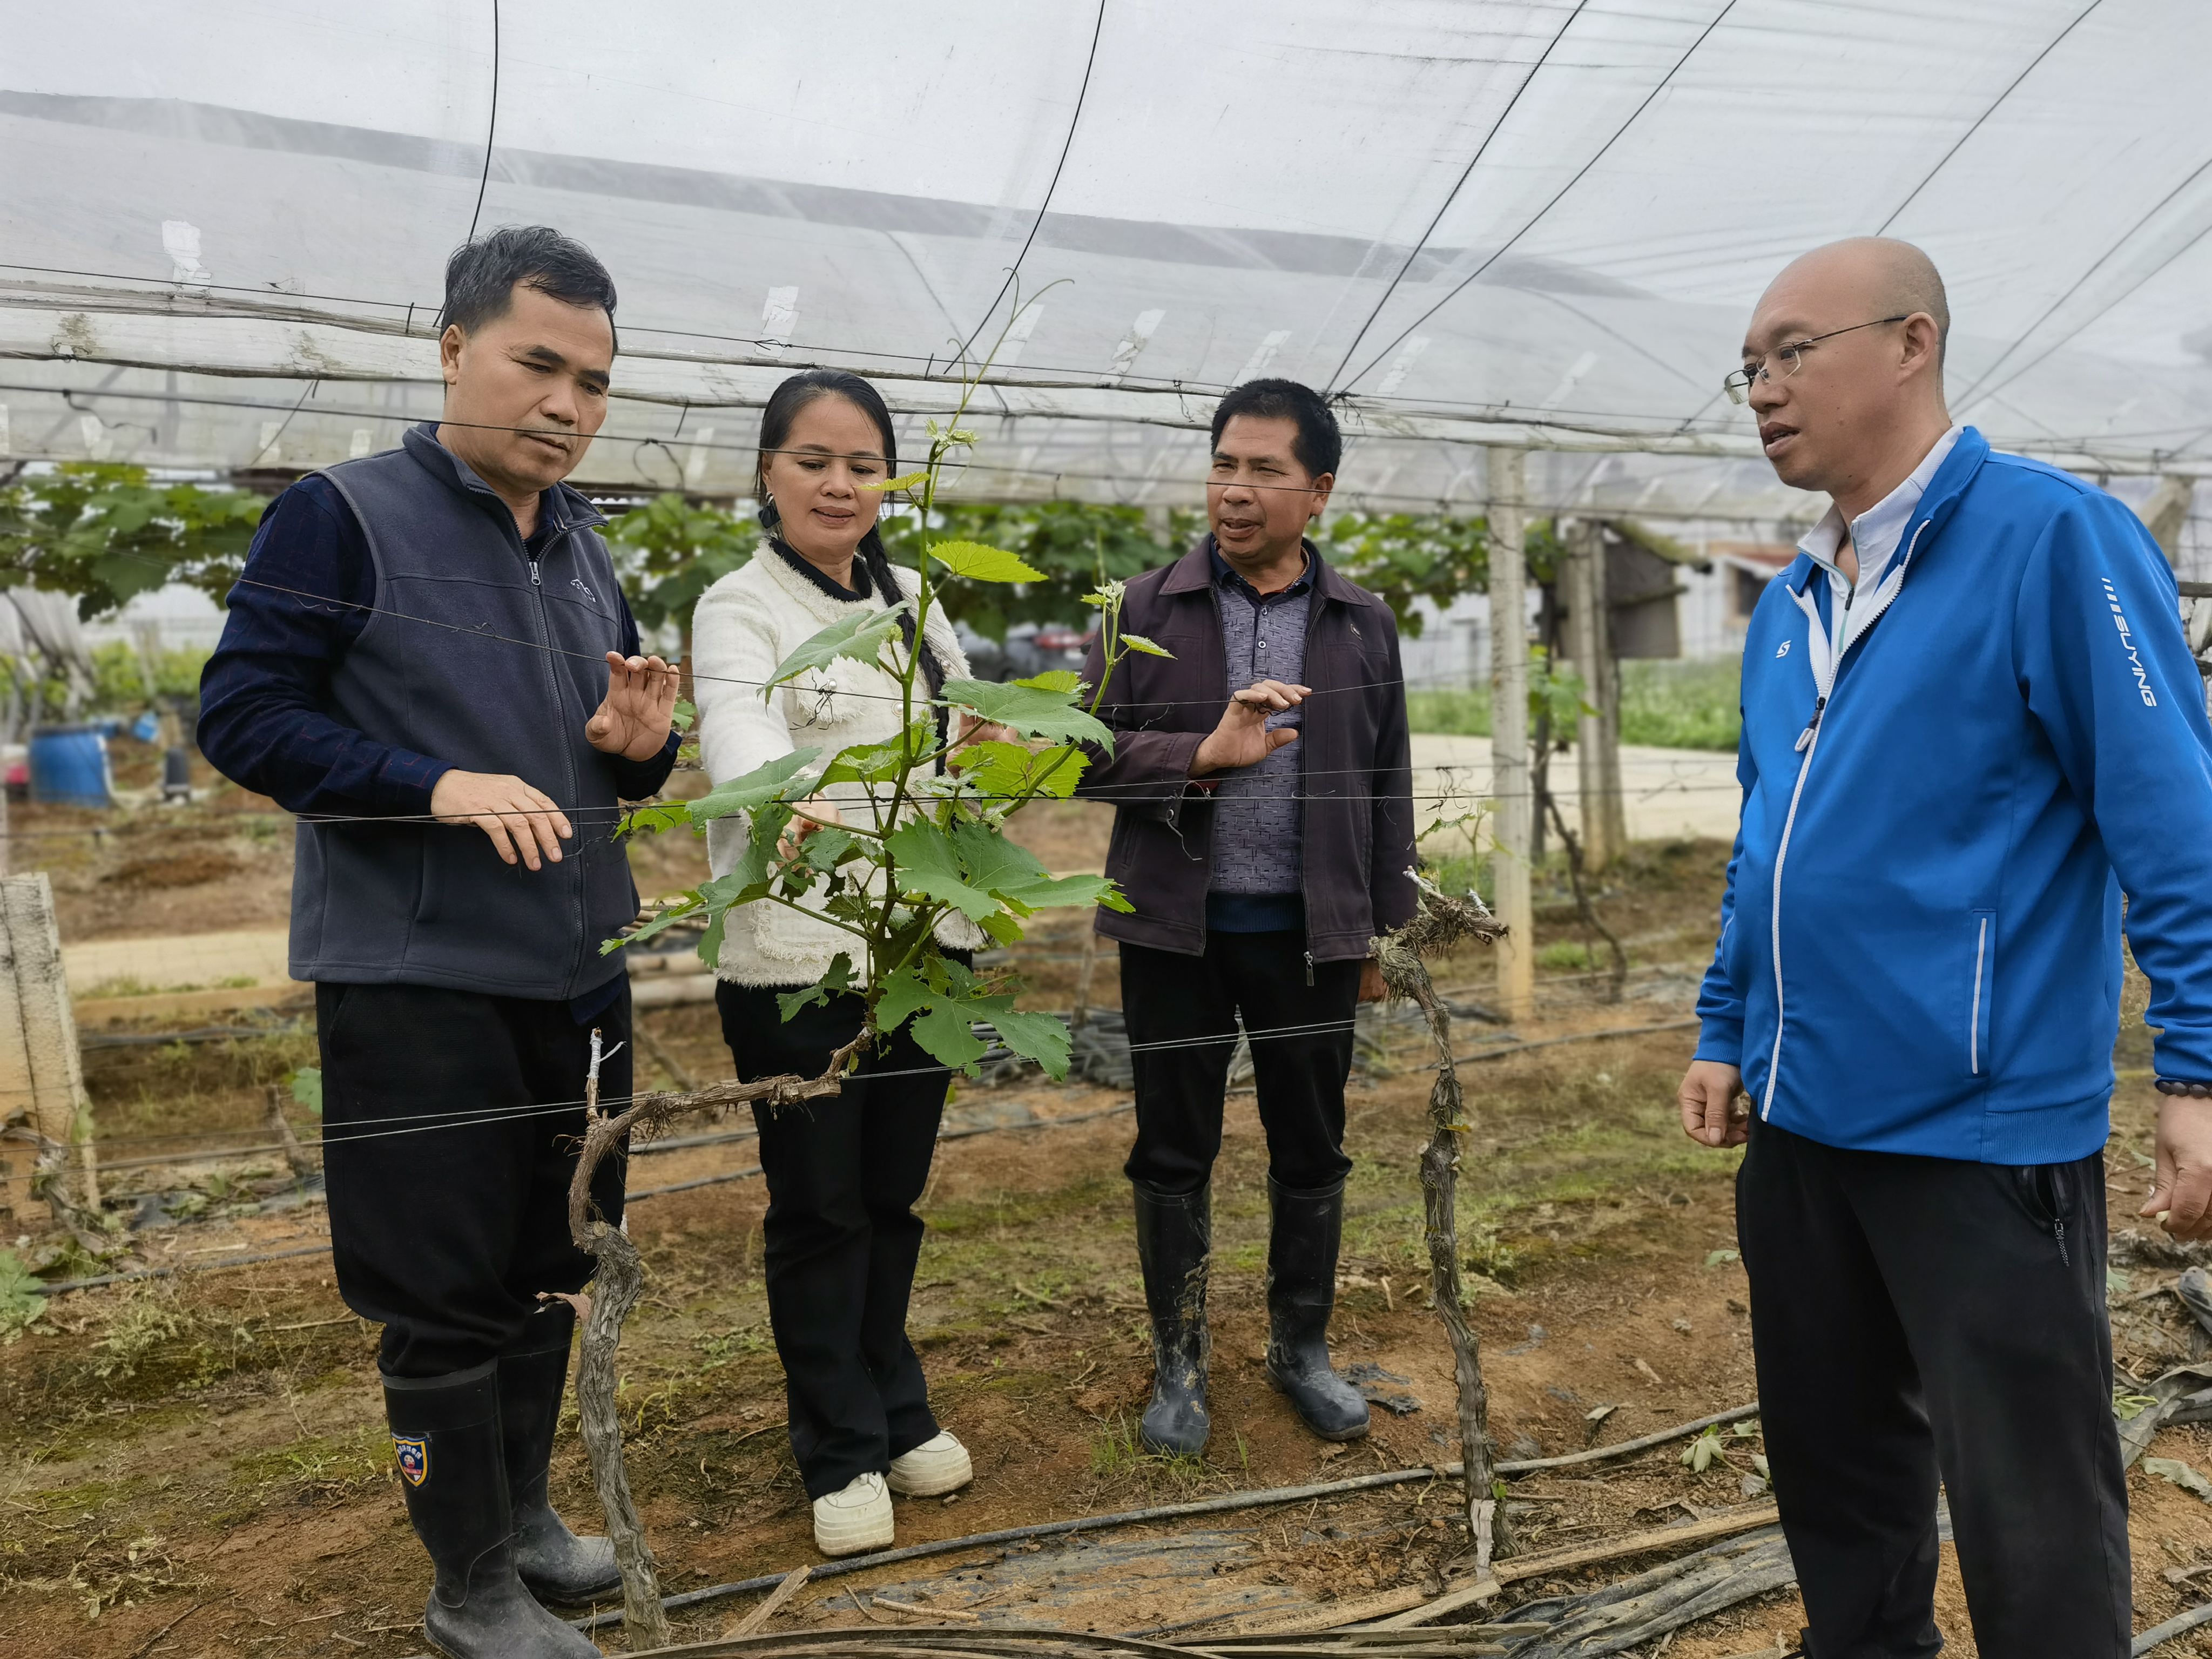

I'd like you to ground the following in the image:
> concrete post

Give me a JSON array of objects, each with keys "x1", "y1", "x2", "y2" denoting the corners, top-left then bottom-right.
[{"x1": 1487, "y1": 449, "x2": 1534, "y2": 1022}]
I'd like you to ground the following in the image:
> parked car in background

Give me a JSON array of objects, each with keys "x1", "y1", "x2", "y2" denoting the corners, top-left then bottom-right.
[{"x1": 953, "y1": 618, "x2": 1097, "y2": 683}]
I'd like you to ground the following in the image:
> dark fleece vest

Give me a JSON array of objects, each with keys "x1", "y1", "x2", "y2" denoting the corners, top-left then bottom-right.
[{"x1": 288, "y1": 426, "x2": 637, "y2": 999}]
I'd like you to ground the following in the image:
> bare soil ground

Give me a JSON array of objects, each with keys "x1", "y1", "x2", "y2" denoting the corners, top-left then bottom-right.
[{"x1": 10, "y1": 785, "x2": 2211, "y2": 1656}]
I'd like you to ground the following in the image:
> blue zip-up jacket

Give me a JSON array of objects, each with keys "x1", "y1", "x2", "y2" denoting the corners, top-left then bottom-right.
[{"x1": 1695, "y1": 427, "x2": 2212, "y2": 1164}]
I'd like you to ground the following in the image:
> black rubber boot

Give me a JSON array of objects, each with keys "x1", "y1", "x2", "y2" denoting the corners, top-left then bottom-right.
[
  {"x1": 499, "y1": 1308, "x2": 621, "y2": 1606},
  {"x1": 1264, "y1": 1177, "x2": 1371, "y2": 1441},
  {"x1": 384, "y1": 1363, "x2": 602, "y2": 1658},
  {"x1": 1132, "y1": 1180, "x2": 1211, "y2": 1456}
]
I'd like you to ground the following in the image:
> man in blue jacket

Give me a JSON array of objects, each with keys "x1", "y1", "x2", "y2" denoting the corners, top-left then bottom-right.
[
  {"x1": 200, "y1": 227, "x2": 676, "y2": 1659},
  {"x1": 1681, "y1": 236, "x2": 2212, "y2": 1656}
]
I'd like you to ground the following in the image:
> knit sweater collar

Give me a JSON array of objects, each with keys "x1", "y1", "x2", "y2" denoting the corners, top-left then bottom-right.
[{"x1": 770, "y1": 537, "x2": 874, "y2": 603}]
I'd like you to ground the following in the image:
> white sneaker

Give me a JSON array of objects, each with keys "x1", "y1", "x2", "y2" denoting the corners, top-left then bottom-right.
[
  {"x1": 887, "y1": 1431, "x2": 974, "y2": 1497},
  {"x1": 812, "y1": 1472, "x2": 893, "y2": 1557}
]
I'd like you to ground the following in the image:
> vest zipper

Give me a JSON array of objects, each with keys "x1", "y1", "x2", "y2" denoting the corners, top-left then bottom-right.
[
  {"x1": 522, "y1": 518, "x2": 585, "y2": 994},
  {"x1": 1304, "y1": 950, "x2": 1315, "y2": 987},
  {"x1": 1761, "y1": 520, "x2": 1930, "y2": 1121}
]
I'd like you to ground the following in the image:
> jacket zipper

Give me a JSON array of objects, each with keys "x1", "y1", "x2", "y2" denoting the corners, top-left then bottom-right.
[
  {"x1": 1304, "y1": 950, "x2": 1315, "y2": 987},
  {"x1": 1970, "y1": 915, "x2": 1988, "y2": 1074},
  {"x1": 1761, "y1": 522, "x2": 1928, "y2": 1120}
]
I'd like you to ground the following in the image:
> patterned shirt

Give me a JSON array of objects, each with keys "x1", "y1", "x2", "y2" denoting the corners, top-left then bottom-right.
[{"x1": 1206, "y1": 540, "x2": 1313, "y2": 919}]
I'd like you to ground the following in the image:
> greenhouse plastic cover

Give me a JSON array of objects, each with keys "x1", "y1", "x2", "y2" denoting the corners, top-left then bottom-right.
[{"x1": 3, "y1": 0, "x2": 2211, "y2": 523}]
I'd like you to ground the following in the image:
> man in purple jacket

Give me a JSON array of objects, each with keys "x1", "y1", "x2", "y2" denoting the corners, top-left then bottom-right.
[{"x1": 1077, "y1": 379, "x2": 1415, "y2": 1455}]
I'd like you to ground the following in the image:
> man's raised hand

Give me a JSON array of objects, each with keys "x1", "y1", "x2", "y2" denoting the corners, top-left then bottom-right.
[
  {"x1": 1679, "y1": 1059, "x2": 1749, "y2": 1148},
  {"x1": 587, "y1": 651, "x2": 681, "y2": 760},
  {"x1": 1191, "y1": 679, "x2": 1311, "y2": 777},
  {"x1": 430, "y1": 770, "x2": 573, "y2": 870}
]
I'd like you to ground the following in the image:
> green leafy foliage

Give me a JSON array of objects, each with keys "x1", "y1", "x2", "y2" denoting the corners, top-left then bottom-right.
[
  {"x1": 928, "y1": 540, "x2": 1047, "y2": 583},
  {"x1": 0, "y1": 463, "x2": 269, "y2": 619},
  {"x1": 1316, "y1": 511, "x2": 1489, "y2": 640},
  {"x1": 0, "y1": 1249, "x2": 48, "y2": 1342},
  {"x1": 878, "y1": 502, "x2": 1198, "y2": 642},
  {"x1": 875, "y1": 956, "x2": 1074, "y2": 1078},
  {"x1": 606, "y1": 291, "x2": 1200, "y2": 1092},
  {"x1": 601, "y1": 493, "x2": 757, "y2": 634},
  {"x1": 778, "y1": 953, "x2": 855, "y2": 1021},
  {"x1": 289, "y1": 1067, "x2": 323, "y2": 1116},
  {"x1": 938, "y1": 677, "x2": 1115, "y2": 751},
  {"x1": 955, "y1": 739, "x2": 1089, "y2": 800},
  {"x1": 763, "y1": 609, "x2": 907, "y2": 694}
]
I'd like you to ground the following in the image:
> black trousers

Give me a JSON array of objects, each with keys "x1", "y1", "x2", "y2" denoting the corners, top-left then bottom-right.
[
  {"x1": 1119, "y1": 933, "x2": 1358, "y2": 1195},
  {"x1": 318, "y1": 980, "x2": 629, "y2": 1379},
  {"x1": 1737, "y1": 1120, "x2": 2129, "y2": 1658},
  {"x1": 718, "y1": 980, "x2": 948, "y2": 1500}
]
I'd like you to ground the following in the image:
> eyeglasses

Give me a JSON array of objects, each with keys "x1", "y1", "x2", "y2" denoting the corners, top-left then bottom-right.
[{"x1": 1724, "y1": 315, "x2": 1910, "y2": 404}]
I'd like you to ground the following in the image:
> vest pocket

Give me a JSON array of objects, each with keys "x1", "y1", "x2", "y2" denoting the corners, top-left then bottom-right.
[
  {"x1": 412, "y1": 833, "x2": 443, "y2": 926},
  {"x1": 1968, "y1": 908, "x2": 1995, "y2": 1076}
]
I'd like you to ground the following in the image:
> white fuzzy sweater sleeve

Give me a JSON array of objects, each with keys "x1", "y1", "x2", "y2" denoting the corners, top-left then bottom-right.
[{"x1": 690, "y1": 565, "x2": 797, "y2": 881}]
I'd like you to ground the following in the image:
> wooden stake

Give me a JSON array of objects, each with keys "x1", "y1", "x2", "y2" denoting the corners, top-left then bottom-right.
[
  {"x1": 723, "y1": 1564, "x2": 811, "y2": 1637},
  {"x1": 1, "y1": 872, "x2": 99, "y2": 1232}
]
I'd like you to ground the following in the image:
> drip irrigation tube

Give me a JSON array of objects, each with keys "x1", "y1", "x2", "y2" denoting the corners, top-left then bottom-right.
[
  {"x1": 2137, "y1": 1602, "x2": 2212, "y2": 1655},
  {"x1": 572, "y1": 1404, "x2": 1759, "y2": 1633}
]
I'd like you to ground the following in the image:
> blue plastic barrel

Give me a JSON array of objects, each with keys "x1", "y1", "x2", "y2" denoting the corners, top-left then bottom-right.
[{"x1": 29, "y1": 725, "x2": 113, "y2": 807}]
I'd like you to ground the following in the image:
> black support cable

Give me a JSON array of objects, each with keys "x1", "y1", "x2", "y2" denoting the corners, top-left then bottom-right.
[
  {"x1": 1322, "y1": 0, "x2": 1593, "y2": 395},
  {"x1": 1338, "y1": 0, "x2": 1743, "y2": 397}
]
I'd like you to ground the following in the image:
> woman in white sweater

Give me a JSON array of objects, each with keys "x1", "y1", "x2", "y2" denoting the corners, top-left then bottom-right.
[{"x1": 690, "y1": 369, "x2": 986, "y2": 1558}]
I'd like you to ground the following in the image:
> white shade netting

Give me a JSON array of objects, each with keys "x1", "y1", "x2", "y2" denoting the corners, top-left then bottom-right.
[{"x1": 3, "y1": 0, "x2": 2210, "y2": 535}]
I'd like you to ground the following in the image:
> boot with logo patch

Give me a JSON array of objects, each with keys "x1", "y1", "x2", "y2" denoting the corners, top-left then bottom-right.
[
  {"x1": 498, "y1": 1310, "x2": 621, "y2": 1605},
  {"x1": 1263, "y1": 1177, "x2": 1370, "y2": 1442},
  {"x1": 1132, "y1": 1179, "x2": 1211, "y2": 1456},
  {"x1": 384, "y1": 1363, "x2": 601, "y2": 1658}
]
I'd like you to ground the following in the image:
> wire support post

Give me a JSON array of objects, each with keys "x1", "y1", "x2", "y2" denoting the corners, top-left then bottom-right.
[
  {"x1": 1, "y1": 872, "x2": 102, "y2": 1238},
  {"x1": 1486, "y1": 447, "x2": 1535, "y2": 1023}
]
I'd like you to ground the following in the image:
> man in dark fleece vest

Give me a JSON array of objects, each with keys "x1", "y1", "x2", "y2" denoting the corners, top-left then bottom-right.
[{"x1": 200, "y1": 227, "x2": 677, "y2": 1659}]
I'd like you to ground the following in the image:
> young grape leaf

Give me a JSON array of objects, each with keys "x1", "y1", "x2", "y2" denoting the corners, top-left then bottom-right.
[
  {"x1": 956, "y1": 739, "x2": 1090, "y2": 801},
  {"x1": 989, "y1": 1007, "x2": 1074, "y2": 1077},
  {"x1": 616, "y1": 800, "x2": 694, "y2": 840},
  {"x1": 671, "y1": 699, "x2": 697, "y2": 733},
  {"x1": 1119, "y1": 632, "x2": 1174, "y2": 658},
  {"x1": 873, "y1": 958, "x2": 1071, "y2": 1080},
  {"x1": 948, "y1": 820, "x2": 1130, "y2": 913},
  {"x1": 778, "y1": 953, "x2": 854, "y2": 1021},
  {"x1": 686, "y1": 749, "x2": 821, "y2": 825},
  {"x1": 1016, "y1": 670, "x2": 1083, "y2": 694},
  {"x1": 863, "y1": 470, "x2": 931, "y2": 492},
  {"x1": 604, "y1": 892, "x2": 706, "y2": 954},
  {"x1": 799, "y1": 827, "x2": 857, "y2": 873},
  {"x1": 819, "y1": 724, "x2": 929, "y2": 787},
  {"x1": 290, "y1": 1067, "x2": 323, "y2": 1116},
  {"x1": 763, "y1": 608, "x2": 905, "y2": 694},
  {"x1": 929, "y1": 541, "x2": 1047, "y2": 583},
  {"x1": 882, "y1": 821, "x2": 998, "y2": 922},
  {"x1": 939, "y1": 678, "x2": 1115, "y2": 752}
]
